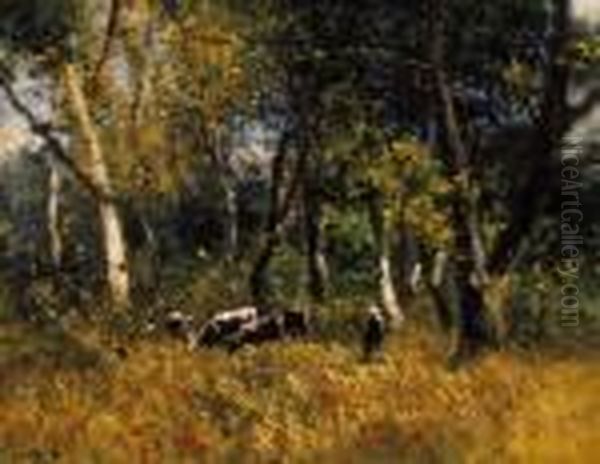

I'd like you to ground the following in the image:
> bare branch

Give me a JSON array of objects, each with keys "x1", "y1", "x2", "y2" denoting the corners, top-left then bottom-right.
[{"x1": 91, "y1": 0, "x2": 122, "y2": 86}]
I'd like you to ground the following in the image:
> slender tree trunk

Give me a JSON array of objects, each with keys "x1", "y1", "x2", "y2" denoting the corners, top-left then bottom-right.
[
  {"x1": 223, "y1": 178, "x2": 239, "y2": 261},
  {"x1": 426, "y1": 250, "x2": 456, "y2": 332},
  {"x1": 302, "y1": 154, "x2": 328, "y2": 301},
  {"x1": 379, "y1": 250, "x2": 404, "y2": 329},
  {"x1": 196, "y1": 123, "x2": 240, "y2": 261},
  {"x1": 133, "y1": 206, "x2": 159, "y2": 297},
  {"x1": 452, "y1": 203, "x2": 492, "y2": 356},
  {"x1": 429, "y1": 0, "x2": 493, "y2": 358},
  {"x1": 316, "y1": 241, "x2": 329, "y2": 293},
  {"x1": 397, "y1": 189, "x2": 421, "y2": 297},
  {"x1": 368, "y1": 193, "x2": 405, "y2": 329},
  {"x1": 47, "y1": 160, "x2": 63, "y2": 271},
  {"x1": 250, "y1": 130, "x2": 299, "y2": 305},
  {"x1": 63, "y1": 63, "x2": 131, "y2": 310}
]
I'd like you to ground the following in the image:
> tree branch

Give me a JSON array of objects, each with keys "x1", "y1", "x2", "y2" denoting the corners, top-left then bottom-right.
[
  {"x1": 429, "y1": 0, "x2": 488, "y2": 283},
  {"x1": 0, "y1": 63, "x2": 112, "y2": 204},
  {"x1": 91, "y1": 0, "x2": 122, "y2": 86}
]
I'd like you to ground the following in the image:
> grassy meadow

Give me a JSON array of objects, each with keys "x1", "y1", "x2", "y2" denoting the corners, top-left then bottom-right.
[{"x1": 1, "y1": 313, "x2": 598, "y2": 463}]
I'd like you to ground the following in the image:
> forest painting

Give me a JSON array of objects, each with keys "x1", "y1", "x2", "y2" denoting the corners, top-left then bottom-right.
[{"x1": 0, "y1": 0, "x2": 598, "y2": 462}]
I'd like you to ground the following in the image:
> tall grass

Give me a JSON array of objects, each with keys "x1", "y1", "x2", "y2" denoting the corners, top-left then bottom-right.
[{"x1": 1, "y1": 321, "x2": 598, "y2": 463}]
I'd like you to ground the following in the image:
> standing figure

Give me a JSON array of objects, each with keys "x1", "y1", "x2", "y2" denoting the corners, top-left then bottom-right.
[{"x1": 362, "y1": 304, "x2": 386, "y2": 361}]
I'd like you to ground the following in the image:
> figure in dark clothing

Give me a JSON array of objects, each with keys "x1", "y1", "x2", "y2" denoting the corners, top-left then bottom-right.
[{"x1": 362, "y1": 305, "x2": 386, "y2": 361}]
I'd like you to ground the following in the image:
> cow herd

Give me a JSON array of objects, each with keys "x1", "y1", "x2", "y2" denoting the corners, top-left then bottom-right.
[
  {"x1": 162, "y1": 303, "x2": 388, "y2": 359},
  {"x1": 164, "y1": 305, "x2": 310, "y2": 352}
]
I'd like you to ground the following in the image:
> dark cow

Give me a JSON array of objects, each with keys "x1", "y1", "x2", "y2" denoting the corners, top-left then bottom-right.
[
  {"x1": 228, "y1": 309, "x2": 310, "y2": 350},
  {"x1": 282, "y1": 310, "x2": 310, "y2": 338}
]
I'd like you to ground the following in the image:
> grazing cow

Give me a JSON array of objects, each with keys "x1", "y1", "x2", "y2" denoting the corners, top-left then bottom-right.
[
  {"x1": 228, "y1": 309, "x2": 310, "y2": 350},
  {"x1": 197, "y1": 306, "x2": 309, "y2": 350},
  {"x1": 362, "y1": 305, "x2": 386, "y2": 361},
  {"x1": 196, "y1": 306, "x2": 260, "y2": 348},
  {"x1": 227, "y1": 314, "x2": 282, "y2": 350}
]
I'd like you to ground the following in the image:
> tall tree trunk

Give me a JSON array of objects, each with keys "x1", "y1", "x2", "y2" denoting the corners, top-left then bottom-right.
[
  {"x1": 429, "y1": 0, "x2": 492, "y2": 357},
  {"x1": 451, "y1": 203, "x2": 493, "y2": 357},
  {"x1": 368, "y1": 193, "x2": 405, "y2": 329},
  {"x1": 63, "y1": 63, "x2": 131, "y2": 310}
]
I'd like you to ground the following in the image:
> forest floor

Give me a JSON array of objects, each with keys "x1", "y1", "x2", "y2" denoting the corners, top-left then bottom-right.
[{"x1": 0, "y1": 321, "x2": 598, "y2": 463}]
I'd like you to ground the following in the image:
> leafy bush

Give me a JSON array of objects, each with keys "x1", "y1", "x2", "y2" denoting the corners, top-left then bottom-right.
[{"x1": 323, "y1": 208, "x2": 377, "y2": 296}]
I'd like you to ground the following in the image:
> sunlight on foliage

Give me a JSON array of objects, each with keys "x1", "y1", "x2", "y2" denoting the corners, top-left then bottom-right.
[{"x1": 369, "y1": 138, "x2": 453, "y2": 248}]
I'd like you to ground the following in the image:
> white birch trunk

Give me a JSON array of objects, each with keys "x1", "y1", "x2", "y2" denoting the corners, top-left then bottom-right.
[
  {"x1": 63, "y1": 63, "x2": 131, "y2": 309},
  {"x1": 47, "y1": 161, "x2": 63, "y2": 270},
  {"x1": 316, "y1": 247, "x2": 330, "y2": 290},
  {"x1": 368, "y1": 195, "x2": 404, "y2": 329},
  {"x1": 379, "y1": 244, "x2": 405, "y2": 329}
]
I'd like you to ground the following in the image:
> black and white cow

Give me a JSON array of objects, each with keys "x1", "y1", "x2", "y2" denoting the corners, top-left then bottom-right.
[
  {"x1": 228, "y1": 309, "x2": 309, "y2": 350},
  {"x1": 196, "y1": 305, "x2": 259, "y2": 348},
  {"x1": 196, "y1": 306, "x2": 309, "y2": 351}
]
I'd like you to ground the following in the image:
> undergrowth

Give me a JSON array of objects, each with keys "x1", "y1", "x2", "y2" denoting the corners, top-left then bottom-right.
[{"x1": 0, "y1": 322, "x2": 598, "y2": 463}]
